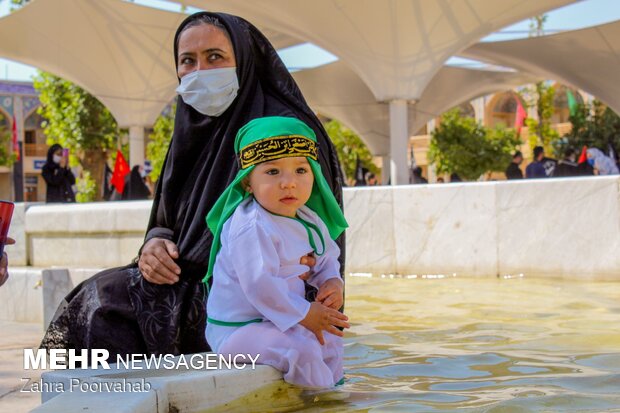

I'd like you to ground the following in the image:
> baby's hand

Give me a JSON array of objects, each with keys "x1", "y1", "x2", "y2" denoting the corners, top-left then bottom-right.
[
  {"x1": 300, "y1": 302, "x2": 350, "y2": 345},
  {"x1": 298, "y1": 253, "x2": 315, "y2": 281},
  {"x1": 316, "y1": 278, "x2": 344, "y2": 309}
]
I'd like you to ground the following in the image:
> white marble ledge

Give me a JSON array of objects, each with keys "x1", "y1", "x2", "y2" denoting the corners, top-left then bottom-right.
[
  {"x1": 343, "y1": 187, "x2": 396, "y2": 274},
  {"x1": 392, "y1": 183, "x2": 498, "y2": 276},
  {"x1": 35, "y1": 354, "x2": 284, "y2": 413},
  {"x1": 25, "y1": 201, "x2": 152, "y2": 234}
]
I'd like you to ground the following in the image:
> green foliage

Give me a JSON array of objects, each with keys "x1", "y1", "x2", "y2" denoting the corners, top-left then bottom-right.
[
  {"x1": 524, "y1": 83, "x2": 559, "y2": 155},
  {"x1": 429, "y1": 108, "x2": 521, "y2": 181},
  {"x1": 0, "y1": 113, "x2": 16, "y2": 167},
  {"x1": 147, "y1": 103, "x2": 175, "y2": 183},
  {"x1": 323, "y1": 119, "x2": 379, "y2": 181},
  {"x1": 524, "y1": 14, "x2": 559, "y2": 155},
  {"x1": 34, "y1": 71, "x2": 117, "y2": 151},
  {"x1": 75, "y1": 171, "x2": 96, "y2": 203},
  {"x1": 34, "y1": 71, "x2": 119, "y2": 200},
  {"x1": 554, "y1": 100, "x2": 620, "y2": 155},
  {"x1": 529, "y1": 15, "x2": 548, "y2": 37}
]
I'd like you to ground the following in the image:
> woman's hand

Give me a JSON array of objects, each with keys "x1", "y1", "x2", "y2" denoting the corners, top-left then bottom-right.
[
  {"x1": 138, "y1": 238, "x2": 181, "y2": 285},
  {"x1": 316, "y1": 278, "x2": 344, "y2": 310},
  {"x1": 0, "y1": 237, "x2": 16, "y2": 287},
  {"x1": 300, "y1": 302, "x2": 350, "y2": 345}
]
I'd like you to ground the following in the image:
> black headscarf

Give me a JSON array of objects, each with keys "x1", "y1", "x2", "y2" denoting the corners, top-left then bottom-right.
[
  {"x1": 122, "y1": 165, "x2": 151, "y2": 201},
  {"x1": 147, "y1": 12, "x2": 344, "y2": 280}
]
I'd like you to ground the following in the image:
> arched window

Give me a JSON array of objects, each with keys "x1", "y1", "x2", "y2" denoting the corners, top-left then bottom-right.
[
  {"x1": 485, "y1": 91, "x2": 524, "y2": 129},
  {"x1": 24, "y1": 109, "x2": 47, "y2": 157}
]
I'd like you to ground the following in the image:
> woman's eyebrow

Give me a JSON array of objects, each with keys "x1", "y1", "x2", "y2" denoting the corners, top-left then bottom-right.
[{"x1": 202, "y1": 47, "x2": 226, "y2": 54}]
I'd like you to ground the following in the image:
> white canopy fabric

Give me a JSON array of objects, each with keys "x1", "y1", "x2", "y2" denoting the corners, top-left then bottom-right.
[
  {"x1": 182, "y1": 0, "x2": 573, "y2": 101},
  {"x1": 461, "y1": 19, "x2": 620, "y2": 114},
  {"x1": 0, "y1": 0, "x2": 299, "y2": 128},
  {"x1": 293, "y1": 61, "x2": 537, "y2": 156},
  {"x1": 0, "y1": 0, "x2": 184, "y2": 128}
]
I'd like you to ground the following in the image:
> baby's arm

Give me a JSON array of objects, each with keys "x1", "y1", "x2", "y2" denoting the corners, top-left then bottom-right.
[
  {"x1": 306, "y1": 226, "x2": 344, "y2": 310},
  {"x1": 230, "y1": 224, "x2": 311, "y2": 333}
]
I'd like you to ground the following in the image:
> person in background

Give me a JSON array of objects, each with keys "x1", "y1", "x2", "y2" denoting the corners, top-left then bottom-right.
[
  {"x1": 541, "y1": 155, "x2": 558, "y2": 177},
  {"x1": 122, "y1": 165, "x2": 152, "y2": 200},
  {"x1": 525, "y1": 146, "x2": 547, "y2": 179},
  {"x1": 505, "y1": 151, "x2": 524, "y2": 180},
  {"x1": 554, "y1": 148, "x2": 579, "y2": 177},
  {"x1": 0, "y1": 237, "x2": 16, "y2": 287},
  {"x1": 436, "y1": 177, "x2": 445, "y2": 183},
  {"x1": 586, "y1": 148, "x2": 619, "y2": 175},
  {"x1": 450, "y1": 173, "x2": 462, "y2": 183},
  {"x1": 42, "y1": 144, "x2": 76, "y2": 203},
  {"x1": 412, "y1": 166, "x2": 428, "y2": 184},
  {"x1": 365, "y1": 172, "x2": 378, "y2": 186}
]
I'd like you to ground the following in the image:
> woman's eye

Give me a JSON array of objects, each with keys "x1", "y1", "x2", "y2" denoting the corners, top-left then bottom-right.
[
  {"x1": 296, "y1": 168, "x2": 308, "y2": 174},
  {"x1": 180, "y1": 57, "x2": 194, "y2": 65},
  {"x1": 266, "y1": 169, "x2": 279, "y2": 175},
  {"x1": 208, "y1": 53, "x2": 223, "y2": 62}
]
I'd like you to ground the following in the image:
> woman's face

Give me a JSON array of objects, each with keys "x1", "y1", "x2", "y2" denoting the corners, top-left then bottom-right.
[{"x1": 177, "y1": 23, "x2": 236, "y2": 79}]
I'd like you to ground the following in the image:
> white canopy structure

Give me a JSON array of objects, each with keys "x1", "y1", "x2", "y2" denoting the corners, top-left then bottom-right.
[
  {"x1": 181, "y1": 0, "x2": 575, "y2": 183},
  {"x1": 0, "y1": 0, "x2": 578, "y2": 179},
  {"x1": 0, "y1": 0, "x2": 299, "y2": 167},
  {"x1": 461, "y1": 19, "x2": 620, "y2": 115},
  {"x1": 0, "y1": 0, "x2": 187, "y2": 166},
  {"x1": 292, "y1": 60, "x2": 536, "y2": 156}
]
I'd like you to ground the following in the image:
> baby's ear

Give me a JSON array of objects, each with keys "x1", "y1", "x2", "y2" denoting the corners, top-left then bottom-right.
[{"x1": 241, "y1": 178, "x2": 252, "y2": 193}]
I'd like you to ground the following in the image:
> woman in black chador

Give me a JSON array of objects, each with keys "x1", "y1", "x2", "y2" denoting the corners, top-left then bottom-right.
[
  {"x1": 42, "y1": 144, "x2": 76, "y2": 203},
  {"x1": 121, "y1": 165, "x2": 151, "y2": 201},
  {"x1": 41, "y1": 12, "x2": 345, "y2": 358}
]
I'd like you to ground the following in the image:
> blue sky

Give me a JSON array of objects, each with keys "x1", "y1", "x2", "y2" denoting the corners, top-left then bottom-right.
[{"x1": 0, "y1": 0, "x2": 619, "y2": 80}]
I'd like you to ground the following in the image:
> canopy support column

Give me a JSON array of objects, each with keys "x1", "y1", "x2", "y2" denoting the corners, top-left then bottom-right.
[
  {"x1": 381, "y1": 155, "x2": 390, "y2": 185},
  {"x1": 129, "y1": 126, "x2": 145, "y2": 168},
  {"x1": 389, "y1": 100, "x2": 409, "y2": 185}
]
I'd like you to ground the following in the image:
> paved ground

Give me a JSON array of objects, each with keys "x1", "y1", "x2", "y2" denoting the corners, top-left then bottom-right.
[{"x1": 0, "y1": 321, "x2": 46, "y2": 412}]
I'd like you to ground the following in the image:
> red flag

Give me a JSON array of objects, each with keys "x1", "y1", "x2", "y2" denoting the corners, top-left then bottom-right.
[
  {"x1": 578, "y1": 145, "x2": 588, "y2": 164},
  {"x1": 11, "y1": 115, "x2": 19, "y2": 161},
  {"x1": 514, "y1": 98, "x2": 527, "y2": 136},
  {"x1": 110, "y1": 149, "x2": 130, "y2": 194}
]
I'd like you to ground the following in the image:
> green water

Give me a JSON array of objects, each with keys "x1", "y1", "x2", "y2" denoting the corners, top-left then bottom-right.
[
  {"x1": 335, "y1": 275, "x2": 620, "y2": 412},
  {"x1": 215, "y1": 275, "x2": 620, "y2": 412}
]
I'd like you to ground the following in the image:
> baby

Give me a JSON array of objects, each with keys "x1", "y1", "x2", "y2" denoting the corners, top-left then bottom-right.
[{"x1": 204, "y1": 116, "x2": 349, "y2": 388}]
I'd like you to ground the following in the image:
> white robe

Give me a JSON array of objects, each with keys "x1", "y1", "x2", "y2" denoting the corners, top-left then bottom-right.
[{"x1": 206, "y1": 198, "x2": 343, "y2": 388}]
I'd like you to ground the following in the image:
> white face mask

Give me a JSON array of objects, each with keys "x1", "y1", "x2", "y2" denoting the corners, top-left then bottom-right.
[
  {"x1": 176, "y1": 67, "x2": 239, "y2": 116},
  {"x1": 53, "y1": 154, "x2": 62, "y2": 164}
]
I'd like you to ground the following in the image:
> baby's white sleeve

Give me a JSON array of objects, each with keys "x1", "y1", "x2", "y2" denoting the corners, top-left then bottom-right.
[
  {"x1": 307, "y1": 226, "x2": 342, "y2": 289},
  {"x1": 229, "y1": 223, "x2": 311, "y2": 332}
]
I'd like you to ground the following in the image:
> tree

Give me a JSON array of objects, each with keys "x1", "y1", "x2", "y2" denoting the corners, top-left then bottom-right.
[
  {"x1": 429, "y1": 108, "x2": 521, "y2": 181},
  {"x1": 524, "y1": 14, "x2": 559, "y2": 154},
  {"x1": 524, "y1": 83, "x2": 559, "y2": 155},
  {"x1": 34, "y1": 71, "x2": 119, "y2": 201},
  {"x1": 554, "y1": 100, "x2": 620, "y2": 156},
  {"x1": 323, "y1": 119, "x2": 379, "y2": 183},
  {"x1": 0, "y1": 113, "x2": 16, "y2": 167},
  {"x1": 146, "y1": 103, "x2": 176, "y2": 183}
]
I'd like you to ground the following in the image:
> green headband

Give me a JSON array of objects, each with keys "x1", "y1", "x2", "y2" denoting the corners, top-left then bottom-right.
[
  {"x1": 204, "y1": 116, "x2": 348, "y2": 283},
  {"x1": 239, "y1": 135, "x2": 318, "y2": 169}
]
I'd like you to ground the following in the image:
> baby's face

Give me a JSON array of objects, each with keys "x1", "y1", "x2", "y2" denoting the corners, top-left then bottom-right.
[{"x1": 247, "y1": 157, "x2": 314, "y2": 217}]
